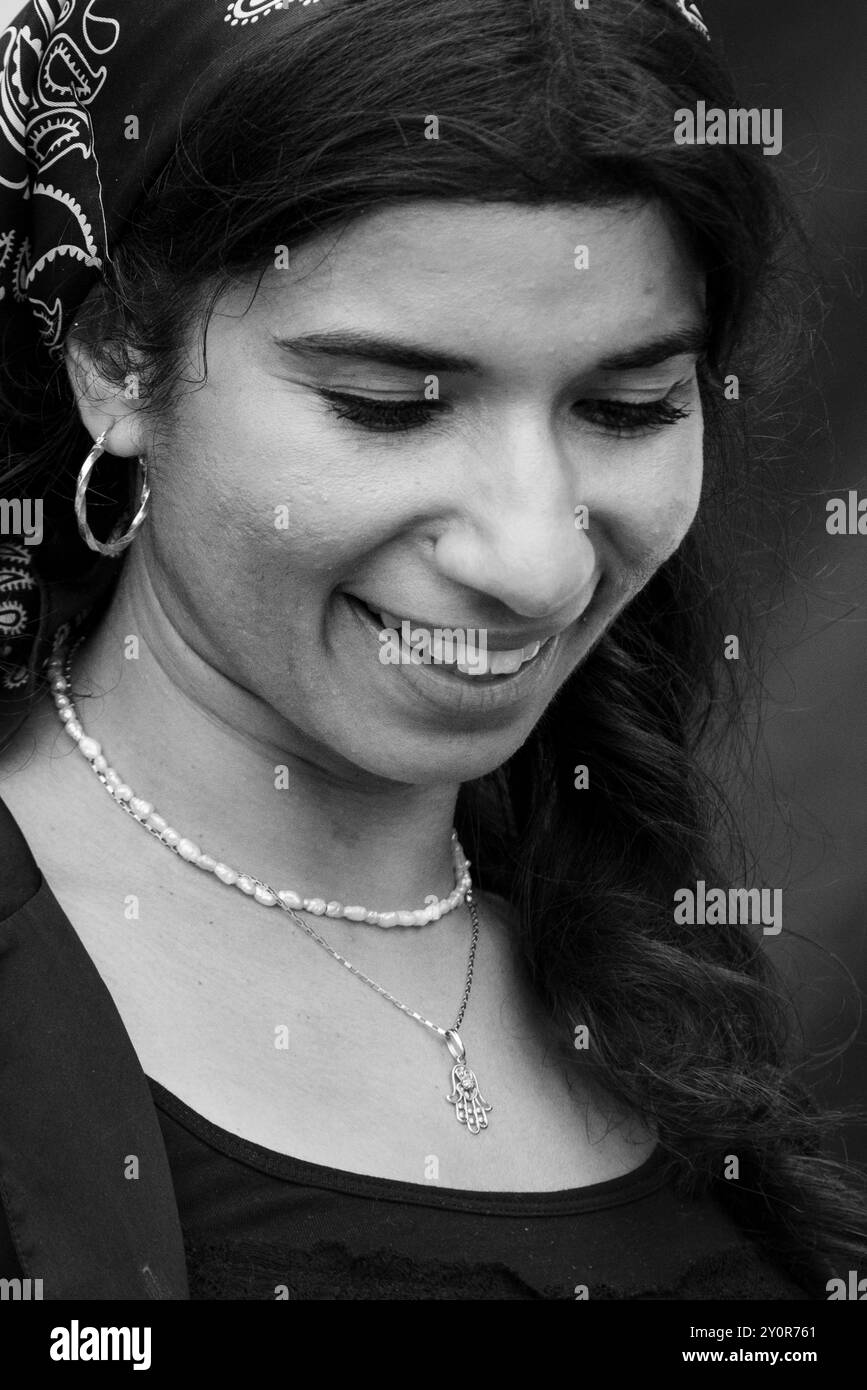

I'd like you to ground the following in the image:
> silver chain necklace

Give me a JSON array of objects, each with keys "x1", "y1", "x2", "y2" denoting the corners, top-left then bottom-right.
[{"x1": 47, "y1": 632, "x2": 493, "y2": 1134}]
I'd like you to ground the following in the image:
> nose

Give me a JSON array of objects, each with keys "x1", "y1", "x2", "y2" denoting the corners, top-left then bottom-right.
[{"x1": 433, "y1": 413, "x2": 597, "y2": 622}]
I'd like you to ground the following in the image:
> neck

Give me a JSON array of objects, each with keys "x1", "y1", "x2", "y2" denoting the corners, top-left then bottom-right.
[{"x1": 63, "y1": 552, "x2": 462, "y2": 912}]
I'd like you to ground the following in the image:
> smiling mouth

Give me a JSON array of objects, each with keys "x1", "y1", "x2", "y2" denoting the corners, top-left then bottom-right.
[{"x1": 348, "y1": 597, "x2": 555, "y2": 679}]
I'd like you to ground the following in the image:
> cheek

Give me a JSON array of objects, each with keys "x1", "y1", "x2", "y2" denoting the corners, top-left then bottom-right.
[
  {"x1": 651, "y1": 469, "x2": 703, "y2": 554},
  {"x1": 176, "y1": 365, "x2": 394, "y2": 535},
  {"x1": 146, "y1": 402, "x2": 382, "y2": 613},
  {"x1": 616, "y1": 436, "x2": 703, "y2": 584}
]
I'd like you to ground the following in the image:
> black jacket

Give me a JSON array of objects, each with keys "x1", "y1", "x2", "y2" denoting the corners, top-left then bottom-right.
[{"x1": 0, "y1": 796, "x2": 188, "y2": 1298}]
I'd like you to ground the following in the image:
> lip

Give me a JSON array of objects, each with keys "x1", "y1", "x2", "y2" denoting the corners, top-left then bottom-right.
[{"x1": 342, "y1": 594, "x2": 564, "y2": 717}]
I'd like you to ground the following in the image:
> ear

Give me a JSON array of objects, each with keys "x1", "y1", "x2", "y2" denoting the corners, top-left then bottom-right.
[{"x1": 64, "y1": 333, "x2": 149, "y2": 459}]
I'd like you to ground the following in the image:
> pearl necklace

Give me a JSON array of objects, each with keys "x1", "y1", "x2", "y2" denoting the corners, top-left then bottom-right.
[
  {"x1": 48, "y1": 652, "x2": 470, "y2": 929},
  {"x1": 46, "y1": 633, "x2": 493, "y2": 1133}
]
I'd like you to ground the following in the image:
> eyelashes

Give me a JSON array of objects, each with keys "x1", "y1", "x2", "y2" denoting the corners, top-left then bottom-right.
[
  {"x1": 319, "y1": 392, "x2": 440, "y2": 433},
  {"x1": 315, "y1": 387, "x2": 693, "y2": 439}
]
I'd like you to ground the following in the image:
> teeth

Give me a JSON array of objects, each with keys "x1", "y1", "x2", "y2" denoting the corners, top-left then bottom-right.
[
  {"x1": 487, "y1": 649, "x2": 525, "y2": 676},
  {"x1": 456, "y1": 641, "x2": 543, "y2": 677},
  {"x1": 369, "y1": 602, "x2": 546, "y2": 676}
]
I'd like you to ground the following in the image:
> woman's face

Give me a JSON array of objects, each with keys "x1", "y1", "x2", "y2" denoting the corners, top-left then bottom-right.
[{"x1": 85, "y1": 198, "x2": 706, "y2": 785}]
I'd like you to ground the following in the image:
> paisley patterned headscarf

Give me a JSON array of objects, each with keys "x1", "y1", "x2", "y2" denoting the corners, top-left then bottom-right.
[
  {"x1": 0, "y1": 0, "x2": 710, "y2": 741},
  {"x1": 0, "y1": 0, "x2": 332, "y2": 360}
]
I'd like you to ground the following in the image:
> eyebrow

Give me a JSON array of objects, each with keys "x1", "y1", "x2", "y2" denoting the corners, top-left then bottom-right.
[{"x1": 271, "y1": 325, "x2": 709, "y2": 375}]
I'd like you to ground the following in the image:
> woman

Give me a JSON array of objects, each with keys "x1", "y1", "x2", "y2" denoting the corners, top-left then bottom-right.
[{"x1": 0, "y1": 0, "x2": 864, "y2": 1300}]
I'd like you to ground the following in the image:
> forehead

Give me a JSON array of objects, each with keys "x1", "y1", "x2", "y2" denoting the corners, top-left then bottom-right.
[{"x1": 234, "y1": 199, "x2": 705, "y2": 370}]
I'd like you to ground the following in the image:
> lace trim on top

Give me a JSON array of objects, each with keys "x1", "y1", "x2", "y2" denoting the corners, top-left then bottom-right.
[{"x1": 177, "y1": 1234, "x2": 811, "y2": 1301}]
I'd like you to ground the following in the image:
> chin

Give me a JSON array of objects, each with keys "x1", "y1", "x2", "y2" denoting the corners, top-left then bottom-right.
[{"x1": 339, "y1": 721, "x2": 534, "y2": 789}]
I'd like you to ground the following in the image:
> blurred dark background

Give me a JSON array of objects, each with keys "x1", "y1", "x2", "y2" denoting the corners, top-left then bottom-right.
[{"x1": 705, "y1": 0, "x2": 867, "y2": 1165}]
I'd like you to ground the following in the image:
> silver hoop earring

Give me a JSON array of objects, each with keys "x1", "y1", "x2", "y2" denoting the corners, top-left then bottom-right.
[{"x1": 74, "y1": 428, "x2": 150, "y2": 557}]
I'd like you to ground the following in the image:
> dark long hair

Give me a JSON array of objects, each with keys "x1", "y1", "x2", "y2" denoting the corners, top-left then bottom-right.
[{"x1": 2, "y1": 0, "x2": 864, "y2": 1291}]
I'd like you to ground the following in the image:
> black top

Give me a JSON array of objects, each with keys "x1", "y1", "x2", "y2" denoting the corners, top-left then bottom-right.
[
  {"x1": 0, "y1": 793, "x2": 811, "y2": 1300},
  {"x1": 150, "y1": 1079, "x2": 809, "y2": 1300}
]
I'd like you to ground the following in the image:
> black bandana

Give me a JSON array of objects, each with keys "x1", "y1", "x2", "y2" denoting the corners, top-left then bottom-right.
[{"x1": 0, "y1": 0, "x2": 330, "y2": 361}]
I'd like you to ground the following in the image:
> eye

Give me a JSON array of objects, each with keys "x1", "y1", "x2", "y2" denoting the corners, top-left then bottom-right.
[
  {"x1": 577, "y1": 394, "x2": 693, "y2": 438},
  {"x1": 315, "y1": 385, "x2": 694, "y2": 436},
  {"x1": 316, "y1": 390, "x2": 446, "y2": 434}
]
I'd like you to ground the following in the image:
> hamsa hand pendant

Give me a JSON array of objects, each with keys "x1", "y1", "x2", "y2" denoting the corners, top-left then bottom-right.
[{"x1": 446, "y1": 1058, "x2": 492, "y2": 1134}]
